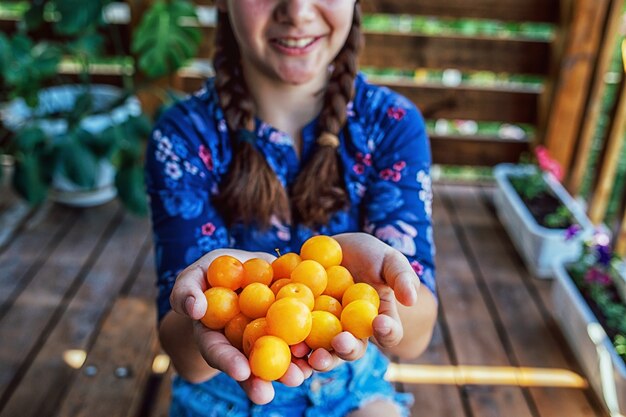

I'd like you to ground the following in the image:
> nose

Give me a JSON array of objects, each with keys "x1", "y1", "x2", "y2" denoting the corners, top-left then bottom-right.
[{"x1": 274, "y1": 0, "x2": 316, "y2": 25}]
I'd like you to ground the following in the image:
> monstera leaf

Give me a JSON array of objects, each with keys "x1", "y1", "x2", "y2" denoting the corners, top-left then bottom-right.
[
  {"x1": 131, "y1": 0, "x2": 201, "y2": 79},
  {"x1": 52, "y1": 0, "x2": 105, "y2": 36}
]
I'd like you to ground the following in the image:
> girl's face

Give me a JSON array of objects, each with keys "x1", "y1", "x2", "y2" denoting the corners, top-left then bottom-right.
[{"x1": 218, "y1": 0, "x2": 356, "y2": 86}]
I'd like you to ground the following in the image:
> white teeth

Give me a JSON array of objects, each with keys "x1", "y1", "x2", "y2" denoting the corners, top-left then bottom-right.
[{"x1": 276, "y1": 37, "x2": 315, "y2": 48}]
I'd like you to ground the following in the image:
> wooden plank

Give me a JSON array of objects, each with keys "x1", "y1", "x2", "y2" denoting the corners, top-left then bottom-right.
[
  {"x1": 361, "y1": 33, "x2": 551, "y2": 75},
  {"x1": 56, "y1": 297, "x2": 157, "y2": 417},
  {"x1": 0, "y1": 213, "x2": 150, "y2": 417},
  {"x1": 383, "y1": 81, "x2": 539, "y2": 124},
  {"x1": 197, "y1": 27, "x2": 551, "y2": 75},
  {"x1": 588, "y1": 75, "x2": 626, "y2": 225},
  {"x1": 147, "y1": 368, "x2": 174, "y2": 417},
  {"x1": 431, "y1": 136, "x2": 530, "y2": 166},
  {"x1": 176, "y1": 74, "x2": 539, "y2": 124},
  {"x1": 442, "y1": 184, "x2": 607, "y2": 417},
  {"x1": 0, "y1": 169, "x2": 32, "y2": 252},
  {"x1": 359, "y1": 0, "x2": 560, "y2": 23},
  {"x1": 543, "y1": 0, "x2": 610, "y2": 175},
  {"x1": 0, "y1": 202, "x2": 121, "y2": 409},
  {"x1": 0, "y1": 204, "x2": 72, "y2": 317},
  {"x1": 430, "y1": 189, "x2": 535, "y2": 417},
  {"x1": 191, "y1": 0, "x2": 560, "y2": 23},
  {"x1": 567, "y1": 0, "x2": 624, "y2": 195},
  {"x1": 397, "y1": 322, "x2": 469, "y2": 417}
]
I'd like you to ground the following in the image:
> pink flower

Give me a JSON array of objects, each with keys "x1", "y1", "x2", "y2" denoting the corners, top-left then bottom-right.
[
  {"x1": 379, "y1": 168, "x2": 393, "y2": 180},
  {"x1": 199, "y1": 145, "x2": 213, "y2": 171},
  {"x1": 387, "y1": 106, "x2": 407, "y2": 121},
  {"x1": 534, "y1": 146, "x2": 563, "y2": 181},
  {"x1": 201, "y1": 222, "x2": 215, "y2": 236},
  {"x1": 353, "y1": 164, "x2": 365, "y2": 175},
  {"x1": 393, "y1": 161, "x2": 406, "y2": 171},
  {"x1": 356, "y1": 152, "x2": 372, "y2": 166},
  {"x1": 584, "y1": 267, "x2": 612, "y2": 286},
  {"x1": 391, "y1": 171, "x2": 401, "y2": 182},
  {"x1": 411, "y1": 260, "x2": 424, "y2": 277}
]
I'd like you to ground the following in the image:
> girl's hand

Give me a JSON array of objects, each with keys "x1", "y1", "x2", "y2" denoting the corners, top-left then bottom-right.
[
  {"x1": 169, "y1": 249, "x2": 313, "y2": 405},
  {"x1": 307, "y1": 232, "x2": 419, "y2": 372}
]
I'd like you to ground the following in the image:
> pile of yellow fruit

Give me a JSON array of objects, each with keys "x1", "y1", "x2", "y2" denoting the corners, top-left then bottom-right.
[{"x1": 200, "y1": 235, "x2": 380, "y2": 381}]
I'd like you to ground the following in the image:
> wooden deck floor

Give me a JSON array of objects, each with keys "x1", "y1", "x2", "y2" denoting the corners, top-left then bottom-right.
[{"x1": 0, "y1": 182, "x2": 608, "y2": 417}]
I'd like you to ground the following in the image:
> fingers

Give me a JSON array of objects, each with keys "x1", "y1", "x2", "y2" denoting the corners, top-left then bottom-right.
[
  {"x1": 331, "y1": 332, "x2": 368, "y2": 362},
  {"x1": 278, "y1": 362, "x2": 305, "y2": 387},
  {"x1": 382, "y1": 250, "x2": 419, "y2": 306},
  {"x1": 308, "y1": 348, "x2": 344, "y2": 372},
  {"x1": 194, "y1": 323, "x2": 251, "y2": 381},
  {"x1": 240, "y1": 377, "x2": 275, "y2": 405},
  {"x1": 290, "y1": 342, "x2": 311, "y2": 358},
  {"x1": 373, "y1": 287, "x2": 404, "y2": 348},
  {"x1": 292, "y1": 357, "x2": 313, "y2": 379},
  {"x1": 171, "y1": 266, "x2": 207, "y2": 320}
]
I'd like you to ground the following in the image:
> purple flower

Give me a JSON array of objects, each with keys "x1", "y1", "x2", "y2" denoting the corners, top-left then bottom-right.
[
  {"x1": 564, "y1": 224, "x2": 581, "y2": 241},
  {"x1": 595, "y1": 244, "x2": 612, "y2": 267}
]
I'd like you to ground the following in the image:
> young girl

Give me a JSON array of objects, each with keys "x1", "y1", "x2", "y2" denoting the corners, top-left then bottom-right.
[{"x1": 145, "y1": 0, "x2": 438, "y2": 416}]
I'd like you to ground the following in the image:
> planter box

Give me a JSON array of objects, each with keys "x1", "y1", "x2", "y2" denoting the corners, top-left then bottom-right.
[
  {"x1": 552, "y1": 261, "x2": 626, "y2": 415},
  {"x1": 493, "y1": 163, "x2": 593, "y2": 278}
]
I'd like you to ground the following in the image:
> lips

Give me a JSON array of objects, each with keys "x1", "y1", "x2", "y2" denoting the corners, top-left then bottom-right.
[
  {"x1": 274, "y1": 37, "x2": 317, "y2": 48},
  {"x1": 270, "y1": 35, "x2": 323, "y2": 55}
]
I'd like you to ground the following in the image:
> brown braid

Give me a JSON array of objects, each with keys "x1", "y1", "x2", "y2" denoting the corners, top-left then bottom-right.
[
  {"x1": 211, "y1": 11, "x2": 290, "y2": 228},
  {"x1": 291, "y1": 4, "x2": 363, "y2": 228}
]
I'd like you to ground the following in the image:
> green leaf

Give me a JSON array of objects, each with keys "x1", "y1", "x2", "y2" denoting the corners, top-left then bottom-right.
[
  {"x1": 115, "y1": 164, "x2": 148, "y2": 216},
  {"x1": 59, "y1": 138, "x2": 98, "y2": 188},
  {"x1": 52, "y1": 0, "x2": 104, "y2": 36},
  {"x1": 12, "y1": 154, "x2": 48, "y2": 205},
  {"x1": 14, "y1": 127, "x2": 48, "y2": 152},
  {"x1": 0, "y1": 33, "x2": 12, "y2": 80},
  {"x1": 66, "y1": 91, "x2": 94, "y2": 129},
  {"x1": 66, "y1": 31, "x2": 105, "y2": 58},
  {"x1": 131, "y1": 0, "x2": 201, "y2": 79},
  {"x1": 88, "y1": 125, "x2": 120, "y2": 158},
  {"x1": 24, "y1": 1, "x2": 47, "y2": 32}
]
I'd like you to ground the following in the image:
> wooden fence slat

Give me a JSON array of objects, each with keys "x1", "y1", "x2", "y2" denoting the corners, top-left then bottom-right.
[
  {"x1": 543, "y1": 0, "x2": 610, "y2": 175},
  {"x1": 196, "y1": 27, "x2": 551, "y2": 76},
  {"x1": 568, "y1": 0, "x2": 624, "y2": 195},
  {"x1": 431, "y1": 136, "x2": 530, "y2": 166},
  {"x1": 616, "y1": 203, "x2": 626, "y2": 257},
  {"x1": 359, "y1": 0, "x2": 560, "y2": 23},
  {"x1": 588, "y1": 75, "x2": 626, "y2": 225},
  {"x1": 373, "y1": 80, "x2": 540, "y2": 124}
]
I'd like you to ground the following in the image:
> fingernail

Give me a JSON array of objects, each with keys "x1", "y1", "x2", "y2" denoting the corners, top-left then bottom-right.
[
  {"x1": 184, "y1": 296, "x2": 196, "y2": 317},
  {"x1": 377, "y1": 326, "x2": 391, "y2": 337}
]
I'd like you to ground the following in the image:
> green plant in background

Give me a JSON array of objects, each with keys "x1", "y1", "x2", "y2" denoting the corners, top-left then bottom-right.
[
  {"x1": 568, "y1": 230, "x2": 626, "y2": 361},
  {"x1": 0, "y1": 0, "x2": 201, "y2": 215},
  {"x1": 508, "y1": 146, "x2": 574, "y2": 229}
]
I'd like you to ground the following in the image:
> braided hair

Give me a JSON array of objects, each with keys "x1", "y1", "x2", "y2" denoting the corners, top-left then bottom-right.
[{"x1": 212, "y1": 4, "x2": 363, "y2": 229}]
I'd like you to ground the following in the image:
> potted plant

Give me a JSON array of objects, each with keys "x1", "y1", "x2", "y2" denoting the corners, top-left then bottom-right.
[
  {"x1": 552, "y1": 230, "x2": 626, "y2": 415},
  {"x1": 0, "y1": 0, "x2": 201, "y2": 214},
  {"x1": 493, "y1": 146, "x2": 594, "y2": 278}
]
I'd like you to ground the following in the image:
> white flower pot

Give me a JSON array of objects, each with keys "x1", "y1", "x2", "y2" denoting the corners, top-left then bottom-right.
[
  {"x1": 552, "y1": 261, "x2": 626, "y2": 415},
  {"x1": 493, "y1": 163, "x2": 594, "y2": 278},
  {"x1": 1, "y1": 84, "x2": 141, "y2": 207}
]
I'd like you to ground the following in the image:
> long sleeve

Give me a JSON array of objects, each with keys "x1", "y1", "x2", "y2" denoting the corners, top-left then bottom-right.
[
  {"x1": 145, "y1": 104, "x2": 230, "y2": 321},
  {"x1": 361, "y1": 98, "x2": 436, "y2": 296}
]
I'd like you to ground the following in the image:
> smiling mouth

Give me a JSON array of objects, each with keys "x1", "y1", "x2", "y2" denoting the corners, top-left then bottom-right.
[{"x1": 273, "y1": 37, "x2": 318, "y2": 49}]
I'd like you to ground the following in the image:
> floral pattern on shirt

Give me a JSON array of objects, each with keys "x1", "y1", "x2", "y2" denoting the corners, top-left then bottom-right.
[{"x1": 145, "y1": 73, "x2": 437, "y2": 320}]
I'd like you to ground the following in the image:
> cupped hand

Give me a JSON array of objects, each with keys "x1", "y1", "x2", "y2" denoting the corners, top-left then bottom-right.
[
  {"x1": 307, "y1": 233, "x2": 418, "y2": 372},
  {"x1": 169, "y1": 249, "x2": 313, "y2": 405}
]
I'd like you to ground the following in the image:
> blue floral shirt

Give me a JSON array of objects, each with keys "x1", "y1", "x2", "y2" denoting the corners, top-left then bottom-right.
[{"x1": 146, "y1": 73, "x2": 436, "y2": 321}]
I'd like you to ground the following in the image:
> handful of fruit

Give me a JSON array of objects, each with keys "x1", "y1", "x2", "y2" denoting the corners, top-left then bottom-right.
[{"x1": 200, "y1": 235, "x2": 380, "y2": 381}]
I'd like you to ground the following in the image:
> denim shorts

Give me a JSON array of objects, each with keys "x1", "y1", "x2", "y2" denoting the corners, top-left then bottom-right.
[{"x1": 169, "y1": 343, "x2": 413, "y2": 417}]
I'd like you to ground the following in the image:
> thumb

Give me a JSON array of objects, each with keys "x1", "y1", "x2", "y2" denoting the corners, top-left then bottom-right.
[{"x1": 170, "y1": 266, "x2": 208, "y2": 320}]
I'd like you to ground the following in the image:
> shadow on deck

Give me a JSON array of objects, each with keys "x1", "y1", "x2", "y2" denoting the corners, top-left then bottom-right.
[{"x1": 0, "y1": 182, "x2": 608, "y2": 417}]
